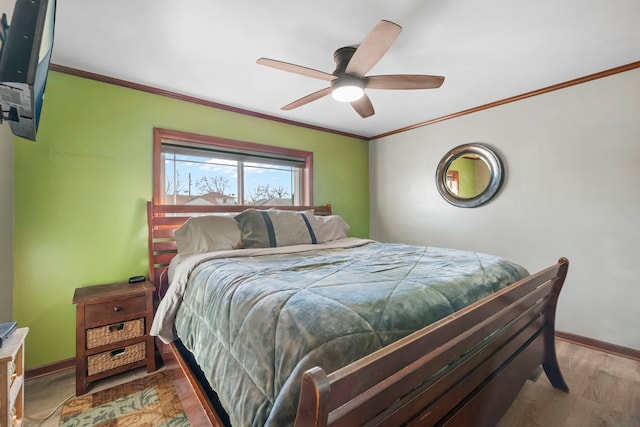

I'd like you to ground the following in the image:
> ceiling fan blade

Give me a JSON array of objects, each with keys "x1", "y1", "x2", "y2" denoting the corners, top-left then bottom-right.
[
  {"x1": 282, "y1": 87, "x2": 333, "y2": 110},
  {"x1": 366, "y1": 74, "x2": 445, "y2": 90},
  {"x1": 345, "y1": 20, "x2": 402, "y2": 77},
  {"x1": 350, "y1": 94, "x2": 375, "y2": 118},
  {"x1": 257, "y1": 58, "x2": 336, "y2": 81}
]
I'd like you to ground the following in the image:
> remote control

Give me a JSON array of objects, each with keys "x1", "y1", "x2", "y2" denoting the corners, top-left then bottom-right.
[{"x1": 128, "y1": 275, "x2": 146, "y2": 283}]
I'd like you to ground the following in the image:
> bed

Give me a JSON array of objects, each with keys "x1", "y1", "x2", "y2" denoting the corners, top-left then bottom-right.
[{"x1": 147, "y1": 201, "x2": 569, "y2": 426}]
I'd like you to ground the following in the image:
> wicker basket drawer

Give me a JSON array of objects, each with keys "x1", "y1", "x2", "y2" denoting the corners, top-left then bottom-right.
[
  {"x1": 86, "y1": 318, "x2": 144, "y2": 349},
  {"x1": 87, "y1": 342, "x2": 146, "y2": 376}
]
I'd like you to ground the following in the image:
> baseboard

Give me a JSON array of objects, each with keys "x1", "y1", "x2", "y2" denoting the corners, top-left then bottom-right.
[
  {"x1": 556, "y1": 331, "x2": 640, "y2": 362},
  {"x1": 25, "y1": 357, "x2": 75, "y2": 380}
]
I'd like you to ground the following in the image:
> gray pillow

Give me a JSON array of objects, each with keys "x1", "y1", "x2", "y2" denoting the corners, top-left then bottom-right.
[
  {"x1": 174, "y1": 215, "x2": 241, "y2": 255},
  {"x1": 312, "y1": 215, "x2": 350, "y2": 243}
]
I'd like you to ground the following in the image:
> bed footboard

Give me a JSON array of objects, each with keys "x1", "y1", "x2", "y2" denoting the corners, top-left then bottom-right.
[{"x1": 294, "y1": 258, "x2": 569, "y2": 427}]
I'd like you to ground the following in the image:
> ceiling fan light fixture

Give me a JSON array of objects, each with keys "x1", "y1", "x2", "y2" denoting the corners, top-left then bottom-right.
[
  {"x1": 332, "y1": 85, "x2": 364, "y2": 102},
  {"x1": 257, "y1": 20, "x2": 445, "y2": 118},
  {"x1": 331, "y1": 75, "x2": 365, "y2": 102}
]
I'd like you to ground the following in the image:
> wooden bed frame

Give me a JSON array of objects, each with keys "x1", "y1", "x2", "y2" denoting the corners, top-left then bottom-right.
[{"x1": 147, "y1": 201, "x2": 570, "y2": 426}]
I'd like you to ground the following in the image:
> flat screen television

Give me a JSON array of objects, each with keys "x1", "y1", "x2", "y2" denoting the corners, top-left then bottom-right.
[{"x1": 0, "y1": 0, "x2": 55, "y2": 141}]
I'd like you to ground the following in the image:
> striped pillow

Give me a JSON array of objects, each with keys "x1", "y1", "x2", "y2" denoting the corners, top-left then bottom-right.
[{"x1": 235, "y1": 209, "x2": 317, "y2": 248}]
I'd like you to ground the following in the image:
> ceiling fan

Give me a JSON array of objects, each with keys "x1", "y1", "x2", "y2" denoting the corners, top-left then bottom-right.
[{"x1": 257, "y1": 19, "x2": 445, "y2": 118}]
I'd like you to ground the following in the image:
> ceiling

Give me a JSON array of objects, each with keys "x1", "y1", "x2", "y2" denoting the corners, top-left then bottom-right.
[{"x1": 50, "y1": 0, "x2": 640, "y2": 139}]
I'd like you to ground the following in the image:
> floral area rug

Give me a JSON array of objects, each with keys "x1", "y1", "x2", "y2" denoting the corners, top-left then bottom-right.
[{"x1": 59, "y1": 370, "x2": 189, "y2": 426}]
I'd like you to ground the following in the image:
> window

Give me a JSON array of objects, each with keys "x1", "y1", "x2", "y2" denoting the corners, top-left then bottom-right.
[{"x1": 153, "y1": 128, "x2": 313, "y2": 206}]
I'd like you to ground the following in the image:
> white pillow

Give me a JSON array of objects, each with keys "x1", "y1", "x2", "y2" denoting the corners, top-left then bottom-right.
[
  {"x1": 174, "y1": 215, "x2": 241, "y2": 255},
  {"x1": 313, "y1": 215, "x2": 350, "y2": 243}
]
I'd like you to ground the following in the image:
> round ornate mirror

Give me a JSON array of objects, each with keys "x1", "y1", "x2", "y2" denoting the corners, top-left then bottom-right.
[{"x1": 435, "y1": 143, "x2": 504, "y2": 208}]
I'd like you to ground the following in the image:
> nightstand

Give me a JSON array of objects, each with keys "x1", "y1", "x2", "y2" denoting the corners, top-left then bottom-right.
[
  {"x1": 73, "y1": 281, "x2": 156, "y2": 395},
  {"x1": 0, "y1": 327, "x2": 27, "y2": 427}
]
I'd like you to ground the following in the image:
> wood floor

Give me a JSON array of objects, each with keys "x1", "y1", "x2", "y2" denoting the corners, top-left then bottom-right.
[
  {"x1": 497, "y1": 340, "x2": 640, "y2": 427},
  {"x1": 23, "y1": 340, "x2": 639, "y2": 426}
]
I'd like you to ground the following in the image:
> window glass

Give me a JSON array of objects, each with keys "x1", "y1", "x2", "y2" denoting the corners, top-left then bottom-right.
[{"x1": 153, "y1": 129, "x2": 312, "y2": 206}]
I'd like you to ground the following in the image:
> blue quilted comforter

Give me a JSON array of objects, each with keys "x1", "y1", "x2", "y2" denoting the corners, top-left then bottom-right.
[{"x1": 161, "y1": 239, "x2": 529, "y2": 426}]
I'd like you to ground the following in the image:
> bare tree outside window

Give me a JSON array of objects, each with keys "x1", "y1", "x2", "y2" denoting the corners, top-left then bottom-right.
[
  {"x1": 165, "y1": 170, "x2": 185, "y2": 196},
  {"x1": 246, "y1": 184, "x2": 290, "y2": 204},
  {"x1": 196, "y1": 176, "x2": 231, "y2": 196}
]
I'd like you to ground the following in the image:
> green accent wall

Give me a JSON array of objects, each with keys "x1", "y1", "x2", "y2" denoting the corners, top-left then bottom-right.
[
  {"x1": 14, "y1": 71, "x2": 369, "y2": 369},
  {"x1": 449, "y1": 157, "x2": 491, "y2": 198},
  {"x1": 449, "y1": 156, "x2": 475, "y2": 198}
]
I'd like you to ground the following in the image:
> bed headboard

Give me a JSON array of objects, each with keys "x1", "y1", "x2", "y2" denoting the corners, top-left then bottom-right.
[{"x1": 146, "y1": 201, "x2": 332, "y2": 298}]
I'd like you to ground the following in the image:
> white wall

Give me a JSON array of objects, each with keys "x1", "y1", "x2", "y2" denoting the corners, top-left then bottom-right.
[
  {"x1": 370, "y1": 68, "x2": 640, "y2": 350},
  {"x1": 0, "y1": 124, "x2": 13, "y2": 322}
]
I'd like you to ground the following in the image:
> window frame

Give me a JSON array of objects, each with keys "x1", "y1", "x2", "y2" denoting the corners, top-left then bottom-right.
[{"x1": 152, "y1": 128, "x2": 313, "y2": 205}]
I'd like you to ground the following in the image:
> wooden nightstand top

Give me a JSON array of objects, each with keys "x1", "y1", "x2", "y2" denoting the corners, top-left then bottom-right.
[
  {"x1": 73, "y1": 280, "x2": 155, "y2": 305},
  {"x1": 0, "y1": 327, "x2": 28, "y2": 363}
]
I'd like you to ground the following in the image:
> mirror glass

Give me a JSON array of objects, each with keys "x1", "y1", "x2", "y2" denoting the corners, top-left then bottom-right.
[{"x1": 435, "y1": 144, "x2": 503, "y2": 208}]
